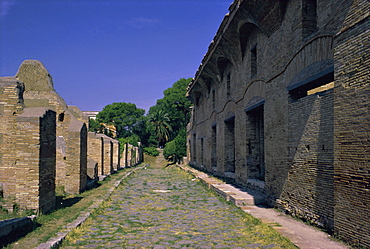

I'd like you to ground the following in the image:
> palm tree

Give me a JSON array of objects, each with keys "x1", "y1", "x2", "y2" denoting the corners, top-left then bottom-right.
[{"x1": 148, "y1": 109, "x2": 172, "y2": 146}]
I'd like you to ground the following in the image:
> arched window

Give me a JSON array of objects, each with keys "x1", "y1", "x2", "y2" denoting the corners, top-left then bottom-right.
[{"x1": 302, "y1": 0, "x2": 317, "y2": 39}]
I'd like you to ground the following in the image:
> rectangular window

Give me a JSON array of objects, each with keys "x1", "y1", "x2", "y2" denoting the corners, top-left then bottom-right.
[
  {"x1": 290, "y1": 72, "x2": 334, "y2": 101},
  {"x1": 224, "y1": 117, "x2": 235, "y2": 173},
  {"x1": 251, "y1": 45, "x2": 257, "y2": 77},
  {"x1": 227, "y1": 74, "x2": 231, "y2": 96},
  {"x1": 211, "y1": 125, "x2": 217, "y2": 168},
  {"x1": 192, "y1": 134, "x2": 197, "y2": 163},
  {"x1": 246, "y1": 105, "x2": 265, "y2": 181},
  {"x1": 200, "y1": 138, "x2": 204, "y2": 165},
  {"x1": 212, "y1": 89, "x2": 216, "y2": 109}
]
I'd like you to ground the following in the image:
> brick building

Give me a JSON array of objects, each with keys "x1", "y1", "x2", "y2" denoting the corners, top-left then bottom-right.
[
  {"x1": 0, "y1": 77, "x2": 56, "y2": 213},
  {"x1": 187, "y1": 0, "x2": 369, "y2": 247}
]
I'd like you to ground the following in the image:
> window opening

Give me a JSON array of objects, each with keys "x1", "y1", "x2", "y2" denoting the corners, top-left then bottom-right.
[
  {"x1": 212, "y1": 89, "x2": 216, "y2": 109},
  {"x1": 246, "y1": 105, "x2": 265, "y2": 181},
  {"x1": 289, "y1": 71, "x2": 334, "y2": 101},
  {"x1": 224, "y1": 117, "x2": 235, "y2": 173},
  {"x1": 200, "y1": 138, "x2": 204, "y2": 165},
  {"x1": 227, "y1": 74, "x2": 231, "y2": 97},
  {"x1": 302, "y1": 0, "x2": 317, "y2": 39},
  {"x1": 192, "y1": 134, "x2": 197, "y2": 163},
  {"x1": 211, "y1": 125, "x2": 217, "y2": 168},
  {"x1": 251, "y1": 45, "x2": 257, "y2": 78}
]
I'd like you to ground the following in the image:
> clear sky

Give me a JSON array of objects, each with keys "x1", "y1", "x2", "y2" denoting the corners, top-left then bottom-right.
[{"x1": 0, "y1": 0, "x2": 231, "y2": 112}]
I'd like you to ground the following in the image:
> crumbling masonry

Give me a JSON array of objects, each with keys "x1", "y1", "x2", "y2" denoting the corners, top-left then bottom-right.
[
  {"x1": 187, "y1": 0, "x2": 369, "y2": 247},
  {"x1": 0, "y1": 60, "x2": 136, "y2": 213},
  {"x1": 16, "y1": 60, "x2": 88, "y2": 195},
  {"x1": 0, "y1": 77, "x2": 56, "y2": 213}
]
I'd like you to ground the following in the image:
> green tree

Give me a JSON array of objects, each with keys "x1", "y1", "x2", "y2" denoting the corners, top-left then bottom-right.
[
  {"x1": 148, "y1": 78, "x2": 192, "y2": 139},
  {"x1": 88, "y1": 118, "x2": 102, "y2": 133},
  {"x1": 163, "y1": 128, "x2": 187, "y2": 163},
  {"x1": 148, "y1": 109, "x2": 172, "y2": 147},
  {"x1": 96, "y1": 102, "x2": 145, "y2": 139}
]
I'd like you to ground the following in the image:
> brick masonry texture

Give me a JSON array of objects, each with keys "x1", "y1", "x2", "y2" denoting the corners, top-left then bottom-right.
[
  {"x1": 0, "y1": 77, "x2": 56, "y2": 213},
  {"x1": 16, "y1": 60, "x2": 88, "y2": 195},
  {"x1": 0, "y1": 61, "x2": 126, "y2": 213},
  {"x1": 187, "y1": 0, "x2": 369, "y2": 247}
]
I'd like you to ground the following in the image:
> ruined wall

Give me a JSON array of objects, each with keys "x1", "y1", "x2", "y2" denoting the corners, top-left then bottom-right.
[
  {"x1": 333, "y1": 1, "x2": 370, "y2": 246},
  {"x1": 87, "y1": 132, "x2": 103, "y2": 175},
  {"x1": 16, "y1": 60, "x2": 87, "y2": 194},
  {"x1": 0, "y1": 77, "x2": 56, "y2": 213},
  {"x1": 0, "y1": 77, "x2": 25, "y2": 198},
  {"x1": 102, "y1": 135, "x2": 113, "y2": 175},
  {"x1": 187, "y1": 0, "x2": 369, "y2": 246},
  {"x1": 16, "y1": 107, "x2": 56, "y2": 213},
  {"x1": 111, "y1": 139, "x2": 120, "y2": 170},
  {"x1": 64, "y1": 119, "x2": 87, "y2": 194}
]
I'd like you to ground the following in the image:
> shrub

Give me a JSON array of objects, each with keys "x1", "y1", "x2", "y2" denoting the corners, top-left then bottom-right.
[{"x1": 143, "y1": 147, "x2": 159, "y2": 157}]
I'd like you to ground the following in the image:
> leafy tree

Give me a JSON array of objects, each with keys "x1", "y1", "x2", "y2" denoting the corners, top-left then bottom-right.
[
  {"x1": 88, "y1": 118, "x2": 102, "y2": 133},
  {"x1": 148, "y1": 78, "x2": 192, "y2": 141},
  {"x1": 96, "y1": 102, "x2": 145, "y2": 139},
  {"x1": 163, "y1": 128, "x2": 186, "y2": 163},
  {"x1": 148, "y1": 109, "x2": 172, "y2": 147}
]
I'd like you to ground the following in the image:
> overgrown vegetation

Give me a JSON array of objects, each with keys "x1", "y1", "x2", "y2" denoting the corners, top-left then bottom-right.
[{"x1": 143, "y1": 147, "x2": 160, "y2": 157}]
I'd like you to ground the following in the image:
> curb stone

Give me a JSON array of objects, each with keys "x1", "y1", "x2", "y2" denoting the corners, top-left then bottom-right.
[{"x1": 34, "y1": 165, "x2": 146, "y2": 249}]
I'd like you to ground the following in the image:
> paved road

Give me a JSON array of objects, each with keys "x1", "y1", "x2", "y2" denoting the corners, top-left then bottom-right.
[{"x1": 61, "y1": 157, "x2": 295, "y2": 248}]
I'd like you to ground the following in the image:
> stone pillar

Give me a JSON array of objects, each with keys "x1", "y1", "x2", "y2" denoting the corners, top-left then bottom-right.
[
  {"x1": 88, "y1": 132, "x2": 104, "y2": 176},
  {"x1": 111, "y1": 139, "x2": 120, "y2": 170},
  {"x1": 0, "y1": 77, "x2": 24, "y2": 200},
  {"x1": 16, "y1": 107, "x2": 56, "y2": 213},
  {"x1": 102, "y1": 135, "x2": 113, "y2": 175}
]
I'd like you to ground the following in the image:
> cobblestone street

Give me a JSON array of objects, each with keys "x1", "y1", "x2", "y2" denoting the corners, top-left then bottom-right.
[{"x1": 61, "y1": 156, "x2": 295, "y2": 249}]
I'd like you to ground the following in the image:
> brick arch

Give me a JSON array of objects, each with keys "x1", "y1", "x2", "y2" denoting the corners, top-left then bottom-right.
[
  {"x1": 238, "y1": 21, "x2": 261, "y2": 58},
  {"x1": 243, "y1": 80, "x2": 266, "y2": 104}
]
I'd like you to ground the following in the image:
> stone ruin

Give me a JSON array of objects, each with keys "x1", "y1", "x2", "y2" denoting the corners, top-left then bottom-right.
[
  {"x1": 0, "y1": 60, "x2": 142, "y2": 213},
  {"x1": 0, "y1": 77, "x2": 56, "y2": 213}
]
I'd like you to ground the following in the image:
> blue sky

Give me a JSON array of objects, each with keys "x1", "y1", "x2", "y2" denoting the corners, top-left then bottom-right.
[{"x1": 0, "y1": 0, "x2": 231, "y2": 112}]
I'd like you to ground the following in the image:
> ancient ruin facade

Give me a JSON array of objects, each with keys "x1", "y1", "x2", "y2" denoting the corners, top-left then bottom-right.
[
  {"x1": 0, "y1": 60, "x2": 132, "y2": 213},
  {"x1": 0, "y1": 77, "x2": 56, "y2": 213},
  {"x1": 187, "y1": 0, "x2": 369, "y2": 247},
  {"x1": 16, "y1": 60, "x2": 87, "y2": 194}
]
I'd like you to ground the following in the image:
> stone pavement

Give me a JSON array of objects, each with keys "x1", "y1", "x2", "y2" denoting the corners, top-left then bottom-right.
[
  {"x1": 178, "y1": 165, "x2": 349, "y2": 249},
  {"x1": 60, "y1": 156, "x2": 296, "y2": 249}
]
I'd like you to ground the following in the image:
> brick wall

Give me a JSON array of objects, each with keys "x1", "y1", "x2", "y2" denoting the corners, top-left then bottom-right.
[
  {"x1": 281, "y1": 90, "x2": 334, "y2": 229},
  {"x1": 16, "y1": 60, "x2": 87, "y2": 194},
  {"x1": 187, "y1": 0, "x2": 369, "y2": 246},
  {"x1": 102, "y1": 135, "x2": 113, "y2": 175},
  {"x1": 88, "y1": 132, "x2": 103, "y2": 175},
  {"x1": 333, "y1": 0, "x2": 370, "y2": 246},
  {"x1": 16, "y1": 108, "x2": 56, "y2": 213},
  {"x1": 0, "y1": 77, "x2": 24, "y2": 198}
]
